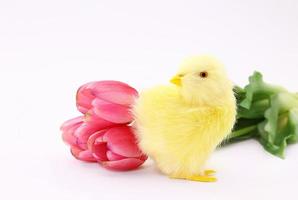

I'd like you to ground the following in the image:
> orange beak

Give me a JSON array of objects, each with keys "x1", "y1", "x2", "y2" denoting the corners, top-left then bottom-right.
[{"x1": 170, "y1": 75, "x2": 182, "y2": 86}]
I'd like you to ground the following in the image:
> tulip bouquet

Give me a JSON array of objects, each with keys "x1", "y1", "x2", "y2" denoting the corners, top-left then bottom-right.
[{"x1": 61, "y1": 81, "x2": 147, "y2": 170}]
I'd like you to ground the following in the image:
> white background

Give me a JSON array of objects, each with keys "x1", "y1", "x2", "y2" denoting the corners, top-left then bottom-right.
[{"x1": 0, "y1": 0, "x2": 298, "y2": 200}]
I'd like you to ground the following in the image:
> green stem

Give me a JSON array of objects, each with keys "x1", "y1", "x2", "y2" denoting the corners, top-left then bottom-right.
[{"x1": 228, "y1": 125, "x2": 258, "y2": 140}]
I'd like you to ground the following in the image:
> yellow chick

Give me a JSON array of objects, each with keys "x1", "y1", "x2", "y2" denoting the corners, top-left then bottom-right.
[{"x1": 133, "y1": 55, "x2": 236, "y2": 182}]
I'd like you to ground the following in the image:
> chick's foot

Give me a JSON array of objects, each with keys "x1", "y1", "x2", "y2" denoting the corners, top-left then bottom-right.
[
  {"x1": 170, "y1": 170, "x2": 217, "y2": 182},
  {"x1": 203, "y1": 169, "x2": 216, "y2": 176}
]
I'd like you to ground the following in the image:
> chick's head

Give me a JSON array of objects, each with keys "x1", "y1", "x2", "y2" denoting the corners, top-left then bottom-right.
[{"x1": 171, "y1": 55, "x2": 234, "y2": 105}]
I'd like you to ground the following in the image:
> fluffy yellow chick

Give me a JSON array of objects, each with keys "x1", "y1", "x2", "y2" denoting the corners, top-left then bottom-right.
[{"x1": 133, "y1": 55, "x2": 236, "y2": 182}]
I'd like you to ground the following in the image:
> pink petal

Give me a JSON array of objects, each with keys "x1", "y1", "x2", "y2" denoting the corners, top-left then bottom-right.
[
  {"x1": 76, "y1": 82, "x2": 96, "y2": 114},
  {"x1": 106, "y1": 151, "x2": 126, "y2": 161},
  {"x1": 84, "y1": 110, "x2": 116, "y2": 128},
  {"x1": 87, "y1": 131, "x2": 109, "y2": 161},
  {"x1": 60, "y1": 116, "x2": 83, "y2": 132},
  {"x1": 87, "y1": 130, "x2": 106, "y2": 149},
  {"x1": 61, "y1": 117, "x2": 83, "y2": 146},
  {"x1": 92, "y1": 143, "x2": 109, "y2": 161},
  {"x1": 70, "y1": 146, "x2": 96, "y2": 162},
  {"x1": 62, "y1": 125, "x2": 79, "y2": 146},
  {"x1": 104, "y1": 126, "x2": 143, "y2": 158},
  {"x1": 91, "y1": 81, "x2": 138, "y2": 106},
  {"x1": 92, "y1": 99, "x2": 133, "y2": 124},
  {"x1": 74, "y1": 122, "x2": 105, "y2": 149},
  {"x1": 102, "y1": 158, "x2": 145, "y2": 171}
]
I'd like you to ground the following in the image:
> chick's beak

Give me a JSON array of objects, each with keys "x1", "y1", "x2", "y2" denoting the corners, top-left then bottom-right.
[{"x1": 170, "y1": 75, "x2": 182, "y2": 86}]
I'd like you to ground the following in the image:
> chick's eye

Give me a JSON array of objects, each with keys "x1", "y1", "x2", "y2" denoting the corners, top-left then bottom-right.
[{"x1": 199, "y1": 71, "x2": 208, "y2": 78}]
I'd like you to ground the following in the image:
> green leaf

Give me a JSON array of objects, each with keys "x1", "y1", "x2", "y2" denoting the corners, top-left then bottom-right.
[
  {"x1": 222, "y1": 71, "x2": 298, "y2": 158},
  {"x1": 258, "y1": 93, "x2": 298, "y2": 158},
  {"x1": 239, "y1": 71, "x2": 285, "y2": 109}
]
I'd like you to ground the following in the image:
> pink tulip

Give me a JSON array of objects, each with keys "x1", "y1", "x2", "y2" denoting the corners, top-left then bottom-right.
[
  {"x1": 61, "y1": 116, "x2": 115, "y2": 162},
  {"x1": 76, "y1": 81, "x2": 138, "y2": 124},
  {"x1": 61, "y1": 117, "x2": 147, "y2": 170},
  {"x1": 87, "y1": 126, "x2": 147, "y2": 171}
]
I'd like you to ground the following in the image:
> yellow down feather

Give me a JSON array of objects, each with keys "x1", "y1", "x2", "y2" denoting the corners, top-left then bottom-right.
[{"x1": 133, "y1": 55, "x2": 236, "y2": 181}]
